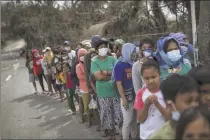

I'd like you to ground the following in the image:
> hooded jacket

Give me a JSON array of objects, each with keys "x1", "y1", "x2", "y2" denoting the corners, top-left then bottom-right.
[
  {"x1": 154, "y1": 36, "x2": 186, "y2": 68},
  {"x1": 154, "y1": 37, "x2": 191, "y2": 80},
  {"x1": 76, "y1": 48, "x2": 88, "y2": 93},
  {"x1": 32, "y1": 49, "x2": 43, "y2": 76},
  {"x1": 169, "y1": 32, "x2": 194, "y2": 53},
  {"x1": 84, "y1": 50, "x2": 97, "y2": 91}
]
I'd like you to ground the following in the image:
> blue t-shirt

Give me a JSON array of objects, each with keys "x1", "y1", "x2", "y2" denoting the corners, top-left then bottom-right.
[{"x1": 114, "y1": 61, "x2": 135, "y2": 101}]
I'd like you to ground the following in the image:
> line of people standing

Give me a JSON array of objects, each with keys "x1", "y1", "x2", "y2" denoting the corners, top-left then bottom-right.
[{"x1": 25, "y1": 32, "x2": 210, "y2": 140}]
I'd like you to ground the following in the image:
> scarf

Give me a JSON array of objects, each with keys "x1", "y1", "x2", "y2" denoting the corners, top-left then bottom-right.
[{"x1": 154, "y1": 36, "x2": 187, "y2": 70}]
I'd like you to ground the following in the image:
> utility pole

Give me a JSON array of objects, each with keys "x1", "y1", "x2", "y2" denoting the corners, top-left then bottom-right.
[{"x1": 190, "y1": 0, "x2": 198, "y2": 67}]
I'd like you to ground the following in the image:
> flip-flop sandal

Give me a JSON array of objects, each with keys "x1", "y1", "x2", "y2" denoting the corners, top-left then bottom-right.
[
  {"x1": 96, "y1": 126, "x2": 101, "y2": 131},
  {"x1": 101, "y1": 131, "x2": 108, "y2": 137},
  {"x1": 86, "y1": 124, "x2": 92, "y2": 128}
]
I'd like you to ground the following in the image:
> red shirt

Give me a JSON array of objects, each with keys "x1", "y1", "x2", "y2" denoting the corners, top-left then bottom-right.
[
  {"x1": 66, "y1": 72, "x2": 75, "y2": 89},
  {"x1": 32, "y1": 49, "x2": 43, "y2": 76}
]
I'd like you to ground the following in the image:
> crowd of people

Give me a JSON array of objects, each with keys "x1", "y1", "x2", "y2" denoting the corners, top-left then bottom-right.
[{"x1": 24, "y1": 32, "x2": 210, "y2": 140}]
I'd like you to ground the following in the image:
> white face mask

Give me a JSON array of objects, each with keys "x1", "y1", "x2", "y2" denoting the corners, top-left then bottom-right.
[
  {"x1": 98, "y1": 48, "x2": 108, "y2": 56},
  {"x1": 172, "y1": 111, "x2": 181, "y2": 121},
  {"x1": 62, "y1": 56, "x2": 68, "y2": 60},
  {"x1": 65, "y1": 47, "x2": 70, "y2": 51},
  {"x1": 167, "y1": 100, "x2": 181, "y2": 121},
  {"x1": 167, "y1": 50, "x2": 181, "y2": 62},
  {"x1": 55, "y1": 58, "x2": 59, "y2": 63},
  {"x1": 80, "y1": 56, "x2": 84, "y2": 62}
]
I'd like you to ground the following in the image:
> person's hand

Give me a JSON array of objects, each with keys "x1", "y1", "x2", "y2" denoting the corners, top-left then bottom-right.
[
  {"x1": 152, "y1": 95, "x2": 159, "y2": 107},
  {"x1": 101, "y1": 70, "x2": 107, "y2": 75},
  {"x1": 122, "y1": 98, "x2": 129, "y2": 110},
  {"x1": 145, "y1": 96, "x2": 153, "y2": 108}
]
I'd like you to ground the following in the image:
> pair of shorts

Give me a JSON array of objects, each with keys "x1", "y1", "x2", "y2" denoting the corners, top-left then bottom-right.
[
  {"x1": 29, "y1": 73, "x2": 35, "y2": 82},
  {"x1": 56, "y1": 84, "x2": 63, "y2": 92}
]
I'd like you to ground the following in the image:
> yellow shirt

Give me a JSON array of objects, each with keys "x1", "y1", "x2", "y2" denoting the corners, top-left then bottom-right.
[
  {"x1": 149, "y1": 121, "x2": 175, "y2": 140},
  {"x1": 56, "y1": 72, "x2": 66, "y2": 84}
]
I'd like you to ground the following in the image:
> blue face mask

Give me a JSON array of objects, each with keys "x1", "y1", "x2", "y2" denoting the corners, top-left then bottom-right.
[
  {"x1": 143, "y1": 49, "x2": 153, "y2": 58},
  {"x1": 172, "y1": 111, "x2": 181, "y2": 121},
  {"x1": 167, "y1": 50, "x2": 181, "y2": 62}
]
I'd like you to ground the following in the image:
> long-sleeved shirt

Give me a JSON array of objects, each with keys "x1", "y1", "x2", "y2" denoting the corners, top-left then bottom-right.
[
  {"x1": 76, "y1": 62, "x2": 88, "y2": 93},
  {"x1": 41, "y1": 59, "x2": 49, "y2": 75},
  {"x1": 132, "y1": 60, "x2": 144, "y2": 93}
]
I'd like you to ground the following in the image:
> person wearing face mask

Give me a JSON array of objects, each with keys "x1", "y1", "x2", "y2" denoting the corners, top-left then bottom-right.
[
  {"x1": 149, "y1": 74, "x2": 199, "y2": 139},
  {"x1": 154, "y1": 37, "x2": 191, "y2": 81},
  {"x1": 132, "y1": 37, "x2": 155, "y2": 94},
  {"x1": 114, "y1": 43, "x2": 138, "y2": 140},
  {"x1": 169, "y1": 33, "x2": 194, "y2": 57},
  {"x1": 114, "y1": 39, "x2": 125, "y2": 59},
  {"x1": 32, "y1": 49, "x2": 47, "y2": 94},
  {"x1": 91, "y1": 38, "x2": 123, "y2": 139},
  {"x1": 76, "y1": 48, "x2": 89, "y2": 123},
  {"x1": 83, "y1": 50, "x2": 101, "y2": 129},
  {"x1": 64, "y1": 41, "x2": 76, "y2": 67}
]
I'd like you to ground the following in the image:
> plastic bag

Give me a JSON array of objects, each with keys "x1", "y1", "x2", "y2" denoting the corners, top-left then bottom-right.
[{"x1": 88, "y1": 95, "x2": 97, "y2": 109}]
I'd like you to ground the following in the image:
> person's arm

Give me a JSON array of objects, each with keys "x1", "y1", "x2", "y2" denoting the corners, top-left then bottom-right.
[
  {"x1": 94, "y1": 71, "x2": 111, "y2": 81},
  {"x1": 116, "y1": 81, "x2": 126, "y2": 99},
  {"x1": 76, "y1": 65, "x2": 85, "y2": 80},
  {"x1": 137, "y1": 96, "x2": 153, "y2": 123},
  {"x1": 91, "y1": 61, "x2": 110, "y2": 81},
  {"x1": 153, "y1": 95, "x2": 171, "y2": 121},
  {"x1": 114, "y1": 64, "x2": 126, "y2": 100},
  {"x1": 90, "y1": 81, "x2": 96, "y2": 94},
  {"x1": 60, "y1": 73, "x2": 66, "y2": 84},
  {"x1": 156, "y1": 103, "x2": 171, "y2": 121},
  {"x1": 63, "y1": 71, "x2": 68, "y2": 83},
  {"x1": 132, "y1": 62, "x2": 142, "y2": 93},
  {"x1": 134, "y1": 89, "x2": 152, "y2": 123}
]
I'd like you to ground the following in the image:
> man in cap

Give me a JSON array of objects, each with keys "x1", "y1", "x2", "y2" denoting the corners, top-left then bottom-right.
[
  {"x1": 63, "y1": 41, "x2": 76, "y2": 67},
  {"x1": 114, "y1": 39, "x2": 125, "y2": 58}
]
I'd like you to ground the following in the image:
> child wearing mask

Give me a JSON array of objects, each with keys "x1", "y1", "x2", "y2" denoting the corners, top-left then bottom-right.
[
  {"x1": 149, "y1": 74, "x2": 199, "y2": 139},
  {"x1": 132, "y1": 37, "x2": 155, "y2": 94},
  {"x1": 188, "y1": 66, "x2": 210, "y2": 109},
  {"x1": 175, "y1": 106, "x2": 210, "y2": 140},
  {"x1": 55, "y1": 62, "x2": 66, "y2": 102},
  {"x1": 134, "y1": 59, "x2": 169, "y2": 139},
  {"x1": 63, "y1": 62, "x2": 77, "y2": 115},
  {"x1": 76, "y1": 48, "x2": 89, "y2": 124}
]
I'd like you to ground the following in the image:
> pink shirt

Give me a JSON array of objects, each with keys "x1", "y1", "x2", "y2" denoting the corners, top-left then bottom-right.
[
  {"x1": 76, "y1": 63, "x2": 88, "y2": 93},
  {"x1": 66, "y1": 72, "x2": 75, "y2": 89}
]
